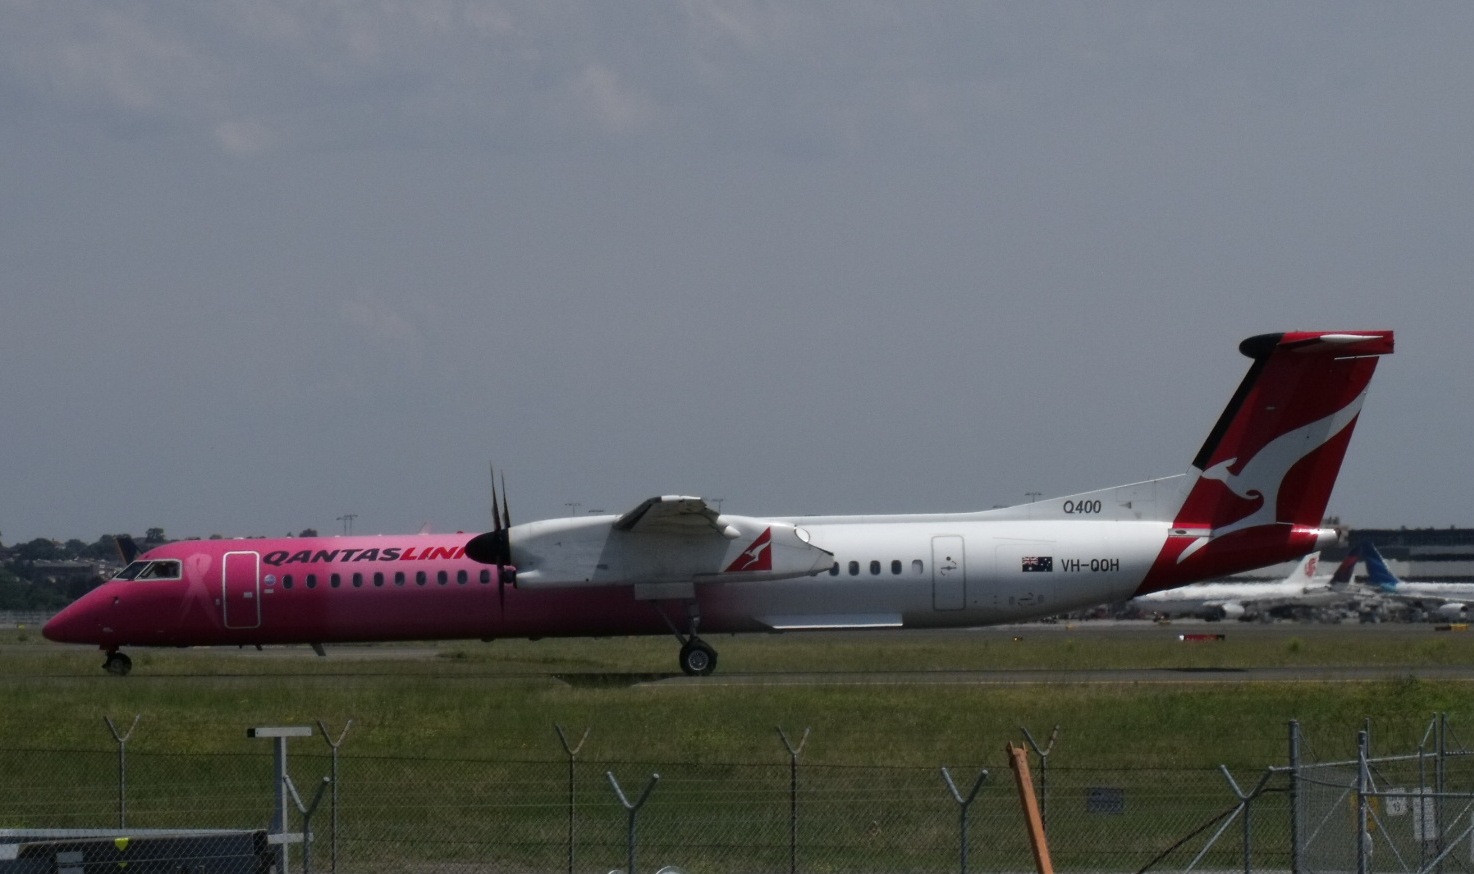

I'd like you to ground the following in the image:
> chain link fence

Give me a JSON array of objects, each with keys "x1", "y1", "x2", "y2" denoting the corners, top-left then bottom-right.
[{"x1": 4, "y1": 718, "x2": 1474, "y2": 873}]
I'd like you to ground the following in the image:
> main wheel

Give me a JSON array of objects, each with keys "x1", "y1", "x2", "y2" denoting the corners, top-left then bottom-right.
[
  {"x1": 678, "y1": 639, "x2": 717, "y2": 676},
  {"x1": 103, "y1": 651, "x2": 133, "y2": 676}
]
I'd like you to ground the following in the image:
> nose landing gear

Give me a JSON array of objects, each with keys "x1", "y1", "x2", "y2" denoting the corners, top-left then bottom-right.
[{"x1": 102, "y1": 650, "x2": 133, "y2": 676}]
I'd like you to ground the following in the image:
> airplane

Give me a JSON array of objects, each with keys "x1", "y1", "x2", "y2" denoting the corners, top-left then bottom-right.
[
  {"x1": 44, "y1": 330, "x2": 1394, "y2": 676},
  {"x1": 1125, "y1": 548, "x2": 1361, "y2": 621},
  {"x1": 1359, "y1": 541, "x2": 1474, "y2": 621}
]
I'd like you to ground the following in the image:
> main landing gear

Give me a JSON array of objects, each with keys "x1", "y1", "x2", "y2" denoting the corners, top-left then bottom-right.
[
  {"x1": 103, "y1": 650, "x2": 133, "y2": 676},
  {"x1": 662, "y1": 600, "x2": 718, "y2": 676},
  {"x1": 679, "y1": 638, "x2": 717, "y2": 677}
]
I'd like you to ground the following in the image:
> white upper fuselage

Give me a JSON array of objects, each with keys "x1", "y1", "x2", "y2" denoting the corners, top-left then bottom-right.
[{"x1": 503, "y1": 476, "x2": 1256, "y2": 632}]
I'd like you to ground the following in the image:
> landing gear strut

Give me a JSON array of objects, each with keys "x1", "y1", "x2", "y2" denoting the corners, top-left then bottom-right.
[
  {"x1": 660, "y1": 600, "x2": 718, "y2": 676},
  {"x1": 103, "y1": 650, "x2": 133, "y2": 676}
]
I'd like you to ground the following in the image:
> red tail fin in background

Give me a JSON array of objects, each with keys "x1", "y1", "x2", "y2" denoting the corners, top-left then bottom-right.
[{"x1": 1137, "y1": 331, "x2": 1393, "y2": 594}]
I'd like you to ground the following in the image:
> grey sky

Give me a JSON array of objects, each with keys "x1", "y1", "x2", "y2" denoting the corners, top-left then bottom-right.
[{"x1": 2, "y1": 2, "x2": 1469, "y2": 543}]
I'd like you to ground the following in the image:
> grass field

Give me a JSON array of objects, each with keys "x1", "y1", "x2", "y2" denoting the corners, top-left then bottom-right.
[
  {"x1": 5, "y1": 621, "x2": 1474, "y2": 871},
  {"x1": 7, "y1": 621, "x2": 1474, "y2": 765}
]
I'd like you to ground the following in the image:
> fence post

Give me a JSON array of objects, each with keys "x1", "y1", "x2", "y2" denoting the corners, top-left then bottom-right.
[
  {"x1": 1357, "y1": 729, "x2": 1370, "y2": 874},
  {"x1": 941, "y1": 767, "x2": 988, "y2": 874},
  {"x1": 607, "y1": 771, "x2": 659, "y2": 874},
  {"x1": 248, "y1": 725, "x2": 315, "y2": 874},
  {"x1": 316, "y1": 719, "x2": 352, "y2": 874},
  {"x1": 1437, "y1": 712, "x2": 1448, "y2": 874},
  {"x1": 1219, "y1": 766, "x2": 1272, "y2": 874},
  {"x1": 1288, "y1": 719, "x2": 1302, "y2": 874},
  {"x1": 777, "y1": 726, "x2": 810, "y2": 874},
  {"x1": 103, "y1": 715, "x2": 140, "y2": 828},
  {"x1": 1007, "y1": 743, "x2": 1055, "y2": 874},
  {"x1": 555, "y1": 724, "x2": 590, "y2": 874},
  {"x1": 1019, "y1": 724, "x2": 1059, "y2": 834},
  {"x1": 284, "y1": 776, "x2": 331, "y2": 874}
]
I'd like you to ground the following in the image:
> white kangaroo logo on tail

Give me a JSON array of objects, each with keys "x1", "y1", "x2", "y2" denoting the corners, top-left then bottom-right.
[{"x1": 1178, "y1": 393, "x2": 1366, "y2": 563}]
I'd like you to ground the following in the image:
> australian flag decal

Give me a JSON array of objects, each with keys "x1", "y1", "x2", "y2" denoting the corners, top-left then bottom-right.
[{"x1": 1021, "y1": 556, "x2": 1053, "y2": 573}]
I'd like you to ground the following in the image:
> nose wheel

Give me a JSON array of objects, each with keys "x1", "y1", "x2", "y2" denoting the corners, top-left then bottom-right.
[
  {"x1": 679, "y1": 638, "x2": 717, "y2": 676},
  {"x1": 103, "y1": 651, "x2": 133, "y2": 676}
]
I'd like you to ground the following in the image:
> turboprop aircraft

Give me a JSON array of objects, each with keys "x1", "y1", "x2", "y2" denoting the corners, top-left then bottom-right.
[{"x1": 45, "y1": 330, "x2": 1393, "y2": 676}]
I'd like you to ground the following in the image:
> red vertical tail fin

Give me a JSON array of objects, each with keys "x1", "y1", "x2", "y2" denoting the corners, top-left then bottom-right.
[{"x1": 1141, "y1": 331, "x2": 1393, "y2": 592}]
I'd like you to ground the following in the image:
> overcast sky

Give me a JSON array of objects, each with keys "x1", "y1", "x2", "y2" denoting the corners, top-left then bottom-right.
[{"x1": 3, "y1": 2, "x2": 1470, "y2": 544}]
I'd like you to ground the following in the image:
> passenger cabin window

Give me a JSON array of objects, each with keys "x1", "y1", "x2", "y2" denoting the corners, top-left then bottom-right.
[
  {"x1": 848, "y1": 561, "x2": 860, "y2": 576},
  {"x1": 331, "y1": 573, "x2": 341, "y2": 589},
  {"x1": 374, "y1": 572, "x2": 385, "y2": 587},
  {"x1": 457, "y1": 570, "x2": 468, "y2": 585},
  {"x1": 416, "y1": 571, "x2": 427, "y2": 586},
  {"x1": 306, "y1": 574, "x2": 317, "y2": 589},
  {"x1": 283, "y1": 575, "x2": 294, "y2": 589},
  {"x1": 437, "y1": 570, "x2": 448, "y2": 585},
  {"x1": 394, "y1": 572, "x2": 405, "y2": 587},
  {"x1": 829, "y1": 564, "x2": 840, "y2": 576},
  {"x1": 479, "y1": 569, "x2": 492, "y2": 584},
  {"x1": 891, "y1": 560, "x2": 902, "y2": 575},
  {"x1": 912, "y1": 559, "x2": 924, "y2": 575},
  {"x1": 869, "y1": 560, "x2": 881, "y2": 575},
  {"x1": 352, "y1": 573, "x2": 363, "y2": 588}
]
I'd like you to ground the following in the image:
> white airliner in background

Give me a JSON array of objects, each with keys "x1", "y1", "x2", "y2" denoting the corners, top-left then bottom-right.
[
  {"x1": 47, "y1": 330, "x2": 1394, "y2": 676},
  {"x1": 1361, "y1": 541, "x2": 1474, "y2": 621},
  {"x1": 1126, "y1": 549, "x2": 1360, "y2": 621}
]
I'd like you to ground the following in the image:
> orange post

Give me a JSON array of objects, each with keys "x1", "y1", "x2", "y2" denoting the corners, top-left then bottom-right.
[{"x1": 1007, "y1": 742, "x2": 1055, "y2": 874}]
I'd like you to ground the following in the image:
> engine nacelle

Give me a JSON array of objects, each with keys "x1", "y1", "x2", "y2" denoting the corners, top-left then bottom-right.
[
  {"x1": 1204, "y1": 601, "x2": 1246, "y2": 621},
  {"x1": 1436, "y1": 602, "x2": 1467, "y2": 621},
  {"x1": 507, "y1": 513, "x2": 834, "y2": 590}
]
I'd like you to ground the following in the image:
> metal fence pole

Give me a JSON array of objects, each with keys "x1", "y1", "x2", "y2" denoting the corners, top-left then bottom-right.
[
  {"x1": 1288, "y1": 719, "x2": 1302, "y2": 874},
  {"x1": 1357, "y1": 729, "x2": 1370, "y2": 874},
  {"x1": 285, "y1": 776, "x2": 331, "y2": 874},
  {"x1": 1219, "y1": 766, "x2": 1273, "y2": 874},
  {"x1": 1019, "y1": 724, "x2": 1059, "y2": 835},
  {"x1": 316, "y1": 719, "x2": 351, "y2": 874},
  {"x1": 1437, "y1": 712, "x2": 1448, "y2": 874},
  {"x1": 941, "y1": 767, "x2": 988, "y2": 874},
  {"x1": 777, "y1": 726, "x2": 810, "y2": 874},
  {"x1": 103, "y1": 715, "x2": 140, "y2": 828},
  {"x1": 607, "y1": 771, "x2": 659, "y2": 874},
  {"x1": 555, "y1": 724, "x2": 590, "y2": 874}
]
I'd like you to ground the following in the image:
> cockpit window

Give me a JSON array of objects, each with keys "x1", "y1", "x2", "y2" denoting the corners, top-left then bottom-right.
[
  {"x1": 114, "y1": 560, "x2": 182, "y2": 581},
  {"x1": 138, "y1": 561, "x2": 182, "y2": 580},
  {"x1": 113, "y1": 562, "x2": 147, "y2": 581}
]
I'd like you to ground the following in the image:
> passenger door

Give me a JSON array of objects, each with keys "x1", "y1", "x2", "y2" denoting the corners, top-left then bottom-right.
[{"x1": 222, "y1": 551, "x2": 262, "y2": 629}]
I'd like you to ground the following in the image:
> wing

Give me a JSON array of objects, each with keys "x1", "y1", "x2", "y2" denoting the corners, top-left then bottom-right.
[{"x1": 612, "y1": 495, "x2": 735, "y2": 538}]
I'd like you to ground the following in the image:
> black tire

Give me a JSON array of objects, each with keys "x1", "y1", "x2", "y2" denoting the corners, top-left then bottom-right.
[
  {"x1": 103, "y1": 652, "x2": 133, "y2": 676},
  {"x1": 679, "y1": 640, "x2": 717, "y2": 676}
]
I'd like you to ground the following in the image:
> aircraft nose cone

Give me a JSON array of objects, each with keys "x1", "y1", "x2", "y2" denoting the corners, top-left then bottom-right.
[{"x1": 43, "y1": 600, "x2": 97, "y2": 643}]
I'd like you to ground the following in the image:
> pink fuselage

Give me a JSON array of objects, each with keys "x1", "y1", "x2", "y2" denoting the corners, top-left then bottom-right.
[{"x1": 42, "y1": 536, "x2": 720, "y2": 651}]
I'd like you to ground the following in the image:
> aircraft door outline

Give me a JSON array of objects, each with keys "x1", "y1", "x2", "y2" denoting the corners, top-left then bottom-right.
[
  {"x1": 932, "y1": 535, "x2": 966, "y2": 610},
  {"x1": 222, "y1": 551, "x2": 262, "y2": 630}
]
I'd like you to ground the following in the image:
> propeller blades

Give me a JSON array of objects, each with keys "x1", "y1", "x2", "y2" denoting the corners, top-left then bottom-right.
[{"x1": 466, "y1": 467, "x2": 513, "y2": 567}]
